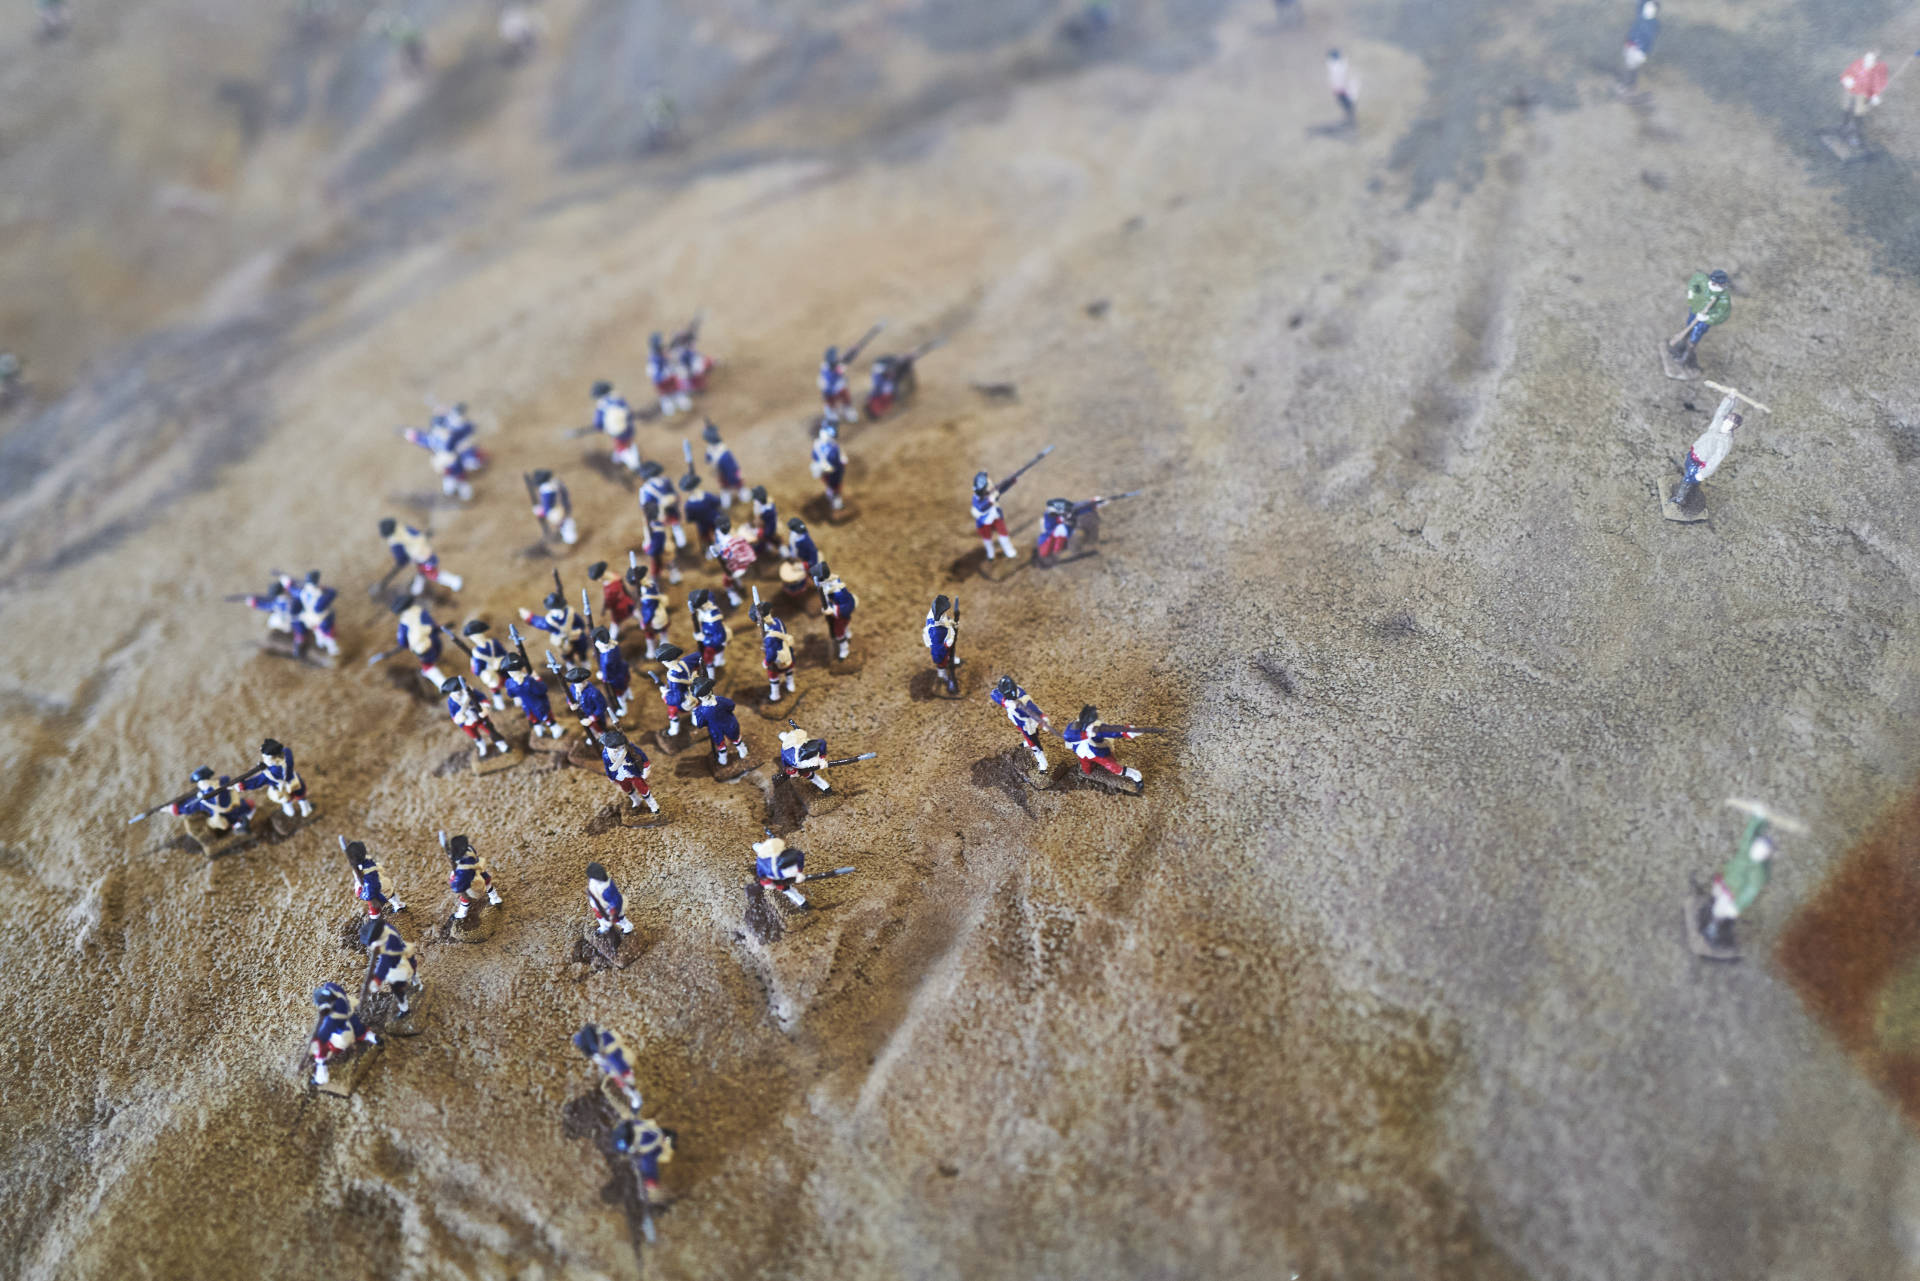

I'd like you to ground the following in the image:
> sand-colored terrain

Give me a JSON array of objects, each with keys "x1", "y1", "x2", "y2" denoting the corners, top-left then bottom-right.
[{"x1": 6, "y1": 1, "x2": 1920, "y2": 1277}]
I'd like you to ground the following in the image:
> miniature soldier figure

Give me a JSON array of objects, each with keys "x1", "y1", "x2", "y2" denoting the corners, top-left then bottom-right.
[
  {"x1": 402, "y1": 421, "x2": 477, "y2": 501},
  {"x1": 379, "y1": 518, "x2": 464, "y2": 594},
  {"x1": 1838, "y1": 50, "x2": 1902, "y2": 148},
  {"x1": 1619, "y1": 1, "x2": 1657, "y2": 89},
  {"x1": 634, "y1": 570, "x2": 671, "y2": 659},
  {"x1": 430, "y1": 403, "x2": 489, "y2": 476},
  {"x1": 309, "y1": 983, "x2": 377, "y2": 1086},
  {"x1": 240, "y1": 581, "x2": 299, "y2": 649},
  {"x1": 1326, "y1": 48, "x2": 1358, "y2": 127},
  {"x1": 361, "y1": 918, "x2": 421, "y2": 1016},
  {"x1": 1035, "y1": 492, "x2": 1137, "y2": 562},
  {"x1": 778, "y1": 728, "x2": 832, "y2": 792},
  {"x1": 702, "y1": 420, "x2": 746, "y2": 505},
  {"x1": 287, "y1": 570, "x2": 341, "y2": 656},
  {"x1": 673, "y1": 324, "x2": 712, "y2": 394},
  {"x1": 529, "y1": 469, "x2": 578, "y2": 545},
  {"x1": 784, "y1": 517, "x2": 820, "y2": 571},
  {"x1": 754, "y1": 836, "x2": 809, "y2": 908},
  {"x1": 346, "y1": 839, "x2": 408, "y2": 917},
  {"x1": 562, "y1": 666, "x2": 616, "y2": 738},
  {"x1": 502, "y1": 655, "x2": 566, "y2": 740},
  {"x1": 446, "y1": 834, "x2": 503, "y2": 919},
  {"x1": 443, "y1": 676, "x2": 513, "y2": 756},
  {"x1": 755, "y1": 602, "x2": 796, "y2": 702},
  {"x1": 647, "y1": 332, "x2": 692, "y2": 417},
  {"x1": 171, "y1": 767, "x2": 255, "y2": 833},
  {"x1": 708, "y1": 516, "x2": 755, "y2": 607},
  {"x1": 464, "y1": 619, "x2": 512, "y2": 710},
  {"x1": 818, "y1": 346, "x2": 853, "y2": 424},
  {"x1": 688, "y1": 590, "x2": 731, "y2": 669},
  {"x1": 1695, "y1": 807, "x2": 1784, "y2": 952},
  {"x1": 1669, "y1": 392, "x2": 1744, "y2": 513},
  {"x1": 242, "y1": 738, "x2": 312, "y2": 819},
  {"x1": 809, "y1": 420, "x2": 847, "y2": 511},
  {"x1": 687, "y1": 677, "x2": 747, "y2": 765},
  {"x1": 612, "y1": 1117, "x2": 675, "y2": 1206},
  {"x1": 1062, "y1": 705, "x2": 1146, "y2": 786},
  {"x1": 586, "y1": 862, "x2": 635, "y2": 936},
  {"x1": 1665, "y1": 269, "x2": 1732, "y2": 372},
  {"x1": 572, "y1": 1021, "x2": 642, "y2": 1109},
  {"x1": 681, "y1": 469, "x2": 725, "y2": 550},
  {"x1": 639, "y1": 500, "x2": 681, "y2": 585},
  {"x1": 593, "y1": 628, "x2": 633, "y2": 719},
  {"x1": 653, "y1": 644, "x2": 699, "y2": 737},
  {"x1": 812, "y1": 562, "x2": 857, "y2": 660},
  {"x1": 591, "y1": 380, "x2": 641, "y2": 472},
  {"x1": 750, "y1": 487, "x2": 782, "y2": 556},
  {"x1": 990, "y1": 676, "x2": 1052, "y2": 772},
  {"x1": 393, "y1": 597, "x2": 450, "y2": 690},
  {"x1": 590, "y1": 561, "x2": 634, "y2": 642},
  {"x1": 638, "y1": 461, "x2": 687, "y2": 549},
  {"x1": 519, "y1": 593, "x2": 591, "y2": 665},
  {"x1": 599, "y1": 730, "x2": 659, "y2": 812},
  {"x1": 971, "y1": 472, "x2": 1023, "y2": 561},
  {"x1": 924, "y1": 595, "x2": 960, "y2": 695}
]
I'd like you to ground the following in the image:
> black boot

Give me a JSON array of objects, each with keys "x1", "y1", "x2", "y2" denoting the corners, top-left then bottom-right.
[{"x1": 1670, "y1": 479, "x2": 1697, "y2": 508}]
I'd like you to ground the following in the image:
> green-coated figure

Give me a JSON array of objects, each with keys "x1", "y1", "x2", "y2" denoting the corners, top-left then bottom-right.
[
  {"x1": 1665, "y1": 269, "x2": 1732, "y2": 371},
  {"x1": 1694, "y1": 799, "x2": 1802, "y2": 953}
]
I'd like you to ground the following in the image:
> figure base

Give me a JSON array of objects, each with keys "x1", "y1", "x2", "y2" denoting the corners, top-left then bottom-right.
[
  {"x1": 525, "y1": 729, "x2": 570, "y2": 754},
  {"x1": 445, "y1": 907, "x2": 499, "y2": 943},
  {"x1": 260, "y1": 638, "x2": 338, "y2": 669},
  {"x1": 710, "y1": 753, "x2": 756, "y2": 782},
  {"x1": 616, "y1": 801, "x2": 670, "y2": 829},
  {"x1": 312, "y1": 1041, "x2": 382, "y2": 1098},
  {"x1": 582, "y1": 928, "x2": 639, "y2": 970},
  {"x1": 1025, "y1": 762, "x2": 1059, "y2": 790},
  {"x1": 600, "y1": 1075, "x2": 640, "y2": 1119},
  {"x1": 910, "y1": 666, "x2": 968, "y2": 701},
  {"x1": 185, "y1": 814, "x2": 262, "y2": 859},
  {"x1": 1066, "y1": 765, "x2": 1145, "y2": 796},
  {"x1": 644, "y1": 728, "x2": 698, "y2": 757},
  {"x1": 471, "y1": 743, "x2": 522, "y2": 775},
  {"x1": 373, "y1": 985, "x2": 434, "y2": 1037},
  {"x1": 743, "y1": 882, "x2": 786, "y2": 944},
  {"x1": 1660, "y1": 485, "x2": 1709, "y2": 523},
  {"x1": 1685, "y1": 892, "x2": 1742, "y2": 961},
  {"x1": 828, "y1": 648, "x2": 865, "y2": 677},
  {"x1": 1819, "y1": 127, "x2": 1869, "y2": 161},
  {"x1": 1658, "y1": 341, "x2": 1703, "y2": 382}
]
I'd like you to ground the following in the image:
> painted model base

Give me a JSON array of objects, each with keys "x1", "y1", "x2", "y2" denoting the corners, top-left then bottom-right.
[
  {"x1": 260, "y1": 638, "x2": 338, "y2": 669},
  {"x1": 710, "y1": 753, "x2": 755, "y2": 783},
  {"x1": 185, "y1": 814, "x2": 262, "y2": 858},
  {"x1": 585, "y1": 928, "x2": 638, "y2": 970},
  {"x1": 1819, "y1": 126, "x2": 1869, "y2": 162},
  {"x1": 1066, "y1": 765, "x2": 1145, "y2": 796},
  {"x1": 599, "y1": 1075, "x2": 640, "y2": 1119},
  {"x1": 1684, "y1": 892, "x2": 1742, "y2": 961},
  {"x1": 1658, "y1": 341, "x2": 1704, "y2": 382},
  {"x1": 312, "y1": 1041, "x2": 381, "y2": 1098},
  {"x1": 445, "y1": 906, "x2": 498, "y2": 943},
  {"x1": 472, "y1": 743, "x2": 522, "y2": 776},
  {"x1": 828, "y1": 647, "x2": 865, "y2": 677},
  {"x1": 526, "y1": 729, "x2": 569, "y2": 755},
  {"x1": 912, "y1": 665, "x2": 968, "y2": 701},
  {"x1": 1025, "y1": 761, "x2": 1058, "y2": 790},
  {"x1": 645, "y1": 728, "x2": 697, "y2": 758},
  {"x1": 617, "y1": 802, "x2": 670, "y2": 829},
  {"x1": 1661, "y1": 485, "x2": 1710, "y2": 524},
  {"x1": 380, "y1": 985, "x2": 435, "y2": 1037}
]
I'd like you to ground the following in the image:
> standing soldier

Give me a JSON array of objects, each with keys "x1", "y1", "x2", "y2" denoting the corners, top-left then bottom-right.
[
  {"x1": 288, "y1": 571, "x2": 342, "y2": 657},
  {"x1": 442, "y1": 676, "x2": 514, "y2": 757},
  {"x1": 1667, "y1": 390, "x2": 1747, "y2": 516},
  {"x1": 502, "y1": 654, "x2": 565, "y2": 741},
  {"x1": 637, "y1": 462, "x2": 687, "y2": 549},
  {"x1": 672, "y1": 322, "x2": 712, "y2": 394},
  {"x1": 680, "y1": 469, "x2": 725, "y2": 550},
  {"x1": 708, "y1": 516, "x2": 755, "y2": 607},
  {"x1": 560, "y1": 665, "x2": 617, "y2": 739},
  {"x1": 345, "y1": 839, "x2": 408, "y2": 918},
  {"x1": 972, "y1": 447, "x2": 1051, "y2": 561},
  {"x1": 591, "y1": 380, "x2": 641, "y2": 472},
  {"x1": 809, "y1": 420, "x2": 847, "y2": 512},
  {"x1": 753, "y1": 596, "x2": 797, "y2": 703},
  {"x1": 586, "y1": 863, "x2": 636, "y2": 938},
  {"x1": 687, "y1": 677, "x2": 747, "y2": 766},
  {"x1": 378, "y1": 518, "x2": 464, "y2": 594},
  {"x1": 1836, "y1": 50, "x2": 1910, "y2": 148},
  {"x1": 402, "y1": 421, "x2": 477, "y2": 501},
  {"x1": 242, "y1": 738, "x2": 313, "y2": 820},
  {"x1": 171, "y1": 767, "x2": 256, "y2": 834},
  {"x1": 1663, "y1": 268, "x2": 1732, "y2": 375},
  {"x1": 391, "y1": 596, "x2": 450, "y2": 690},
  {"x1": 784, "y1": 517, "x2": 820, "y2": 573},
  {"x1": 572, "y1": 1021, "x2": 643, "y2": 1110},
  {"x1": 702, "y1": 420, "x2": 746, "y2": 505},
  {"x1": 818, "y1": 346, "x2": 853, "y2": 425},
  {"x1": 688, "y1": 590, "x2": 731, "y2": 669},
  {"x1": 924, "y1": 595, "x2": 960, "y2": 695},
  {"x1": 1619, "y1": 1, "x2": 1658, "y2": 89},
  {"x1": 446, "y1": 833, "x2": 503, "y2": 920},
  {"x1": 1326, "y1": 48, "x2": 1358, "y2": 127},
  {"x1": 653, "y1": 644, "x2": 700, "y2": 738},
  {"x1": 749, "y1": 487, "x2": 782, "y2": 557},
  {"x1": 639, "y1": 501, "x2": 681, "y2": 585},
  {"x1": 1692, "y1": 801, "x2": 1800, "y2": 955},
  {"x1": 599, "y1": 730, "x2": 660, "y2": 814},
  {"x1": 463, "y1": 619, "x2": 512, "y2": 710},
  {"x1": 309, "y1": 983, "x2": 378, "y2": 1087},
  {"x1": 592, "y1": 628, "x2": 633, "y2": 720},
  {"x1": 990, "y1": 676, "x2": 1053, "y2": 772},
  {"x1": 812, "y1": 562, "x2": 857, "y2": 660},
  {"x1": 1062, "y1": 705, "x2": 1147, "y2": 788},
  {"x1": 634, "y1": 569, "x2": 671, "y2": 659},
  {"x1": 529, "y1": 470, "x2": 579, "y2": 546},
  {"x1": 589, "y1": 561, "x2": 635, "y2": 642},
  {"x1": 647, "y1": 333, "x2": 692, "y2": 417},
  {"x1": 361, "y1": 918, "x2": 422, "y2": 1018},
  {"x1": 519, "y1": 592, "x2": 591, "y2": 666}
]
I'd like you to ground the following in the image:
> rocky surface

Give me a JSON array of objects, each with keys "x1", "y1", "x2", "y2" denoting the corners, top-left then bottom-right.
[{"x1": 5, "y1": 1, "x2": 1920, "y2": 1277}]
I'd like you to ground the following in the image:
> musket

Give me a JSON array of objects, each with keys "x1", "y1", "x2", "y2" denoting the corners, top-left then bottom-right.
[
  {"x1": 946, "y1": 594, "x2": 961, "y2": 694},
  {"x1": 681, "y1": 438, "x2": 694, "y2": 472},
  {"x1": 1115, "y1": 724, "x2": 1171, "y2": 736},
  {"x1": 562, "y1": 423, "x2": 598, "y2": 440},
  {"x1": 225, "y1": 593, "x2": 264, "y2": 604},
  {"x1": 439, "y1": 624, "x2": 475, "y2": 659},
  {"x1": 366, "y1": 560, "x2": 405, "y2": 600},
  {"x1": 508, "y1": 623, "x2": 533, "y2": 674},
  {"x1": 807, "y1": 866, "x2": 858, "y2": 881},
  {"x1": 552, "y1": 568, "x2": 566, "y2": 602},
  {"x1": 365, "y1": 647, "x2": 401, "y2": 666},
  {"x1": 629, "y1": 549, "x2": 641, "y2": 580},
  {"x1": 581, "y1": 587, "x2": 595, "y2": 634},
  {"x1": 1091, "y1": 488, "x2": 1144, "y2": 508},
  {"x1": 999, "y1": 445, "x2": 1055, "y2": 490},
  {"x1": 824, "y1": 753, "x2": 877, "y2": 769},
  {"x1": 669, "y1": 314, "x2": 702, "y2": 350},
  {"x1": 523, "y1": 472, "x2": 552, "y2": 540},
  {"x1": 1700, "y1": 380, "x2": 1773, "y2": 415},
  {"x1": 750, "y1": 584, "x2": 764, "y2": 627},
  {"x1": 841, "y1": 323, "x2": 883, "y2": 366},
  {"x1": 899, "y1": 337, "x2": 944, "y2": 365},
  {"x1": 127, "y1": 785, "x2": 205, "y2": 825},
  {"x1": 545, "y1": 649, "x2": 582, "y2": 709}
]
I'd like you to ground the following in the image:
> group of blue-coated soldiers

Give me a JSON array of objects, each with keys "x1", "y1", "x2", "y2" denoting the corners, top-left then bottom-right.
[{"x1": 152, "y1": 322, "x2": 1172, "y2": 1227}]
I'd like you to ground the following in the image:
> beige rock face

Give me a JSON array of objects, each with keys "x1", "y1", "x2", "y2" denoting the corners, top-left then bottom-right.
[{"x1": 5, "y1": 2, "x2": 1920, "y2": 1278}]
